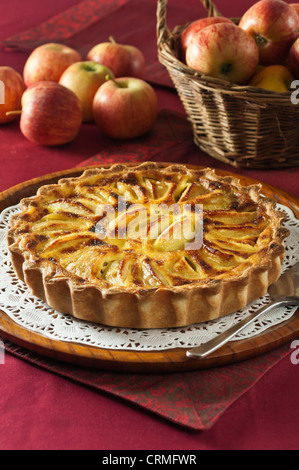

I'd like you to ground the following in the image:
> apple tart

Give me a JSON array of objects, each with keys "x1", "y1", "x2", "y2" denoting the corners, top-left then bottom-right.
[{"x1": 7, "y1": 163, "x2": 289, "y2": 328}]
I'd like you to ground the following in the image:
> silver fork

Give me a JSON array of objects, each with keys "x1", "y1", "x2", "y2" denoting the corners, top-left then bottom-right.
[{"x1": 186, "y1": 261, "x2": 299, "y2": 359}]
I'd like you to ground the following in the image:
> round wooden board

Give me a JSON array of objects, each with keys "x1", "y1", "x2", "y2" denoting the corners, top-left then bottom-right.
[{"x1": 0, "y1": 163, "x2": 299, "y2": 373}]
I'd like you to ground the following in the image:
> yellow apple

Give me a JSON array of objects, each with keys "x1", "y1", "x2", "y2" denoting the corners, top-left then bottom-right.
[{"x1": 249, "y1": 64, "x2": 295, "y2": 92}]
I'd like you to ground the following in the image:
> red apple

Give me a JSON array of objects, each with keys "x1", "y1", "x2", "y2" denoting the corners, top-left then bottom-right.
[
  {"x1": 290, "y1": 3, "x2": 299, "y2": 17},
  {"x1": 185, "y1": 23, "x2": 259, "y2": 85},
  {"x1": 18, "y1": 81, "x2": 82, "y2": 146},
  {"x1": 23, "y1": 43, "x2": 82, "y2": 87},
  {"x1": 287, "y1": 36, "x2": 299, "y2": 77},
  {"x1": 180, "y1": 16, "x2": 234, "y2": 62},
  {"x1": 0, "y1": 66, "x2": 25, "y2": 124},
  {"x1": 86, "y1": 37, "x2": 146, "y2": 79},
  {"x1": 59, "y1": 61, "x2": 115, "y2": 122},
  {"x1": 93, "y1": 77, "x2": 158, "y2": 139},
  {"x1": 239, "y1": 0, "x2": 299, "y2": 65}
]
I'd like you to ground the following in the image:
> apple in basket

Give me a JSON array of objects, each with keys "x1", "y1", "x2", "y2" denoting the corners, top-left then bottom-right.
[
  {"x1": 287, "y1": 37, "x2": 299, "y2": 78},
  {"x1": 59, "y1": 61, "x2": 115, "y2": 122},
  {"x1": 93, "y1": 76, "x2": 158, "y2": 139},
  {"x1": 239, "y1": 0, "x2": 299, "y2": 65},
  {"x1": 0, "y1": 66, "x2": 25, "y2": 124},
  {"x1": 15, "y1": 81, "x2": 82, "y2": 146},
  {"x1": 185, "y1": 23, "x2": 259, "y2": 85},
  {"x1": 290, "y1": 3, "x2": 299, "y2": 16},
  {"x1": 23, "y1": 43, "x2": 82, "y2": 87},
  {"x1": 180, "y1": 16, "x2": 234, "y2": 62},
  {"x1": 86, "y1": 37, "x2": 146, "y2": 79},
  {"x1": 249, "y1": 64, "x2": 295, "y2": 92}
]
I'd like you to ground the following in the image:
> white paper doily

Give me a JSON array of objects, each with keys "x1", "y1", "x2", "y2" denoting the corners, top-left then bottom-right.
[{"x1": 0, "y1": 202, "x2": 298, "y2": 351}]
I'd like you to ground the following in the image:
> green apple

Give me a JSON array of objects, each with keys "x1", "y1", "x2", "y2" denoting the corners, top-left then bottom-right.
[{"x1": 59, "y1": 61, "x2": 114, "y2": 122}]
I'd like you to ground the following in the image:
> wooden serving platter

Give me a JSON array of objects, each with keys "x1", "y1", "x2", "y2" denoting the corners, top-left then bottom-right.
[{"x1": 0, "y1": 164, "x2": 299, "y2": 373}]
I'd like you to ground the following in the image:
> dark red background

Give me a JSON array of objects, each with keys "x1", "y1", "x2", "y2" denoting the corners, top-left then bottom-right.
[{"x1": 0, "y1": 0, "x2": 299, "y2": 450}]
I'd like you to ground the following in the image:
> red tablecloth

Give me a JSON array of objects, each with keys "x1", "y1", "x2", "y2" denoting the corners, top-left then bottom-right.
[{"x1": 0, "y1": 0, "x2": 299, "y2": 450}]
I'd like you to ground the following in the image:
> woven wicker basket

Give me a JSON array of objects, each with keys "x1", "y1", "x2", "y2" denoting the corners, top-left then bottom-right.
[{"x1": 157, "y1": 0, "x2": 299, "y2": 169}]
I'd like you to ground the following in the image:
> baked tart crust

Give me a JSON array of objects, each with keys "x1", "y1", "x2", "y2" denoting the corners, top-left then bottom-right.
[{"x1": 7, "y1": 163, "x2": 289, "y2": 328}]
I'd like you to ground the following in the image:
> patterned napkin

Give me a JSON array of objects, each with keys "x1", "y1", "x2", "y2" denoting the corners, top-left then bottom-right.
[
  {"x1": 2, "y1": 0, "x2": 187, "y2": 88},
  {"x1": 2, "y1": 0, "x2": 129, "y2": 51},
  {"x1": 2, "y1": 337, "x2": 292, "y2": 431}
]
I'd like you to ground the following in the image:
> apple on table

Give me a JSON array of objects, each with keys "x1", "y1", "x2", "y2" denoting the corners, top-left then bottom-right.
[
  {"x1": 185, "y1": 23, "x2": 259, "y2": 85},
  {"x1": 239, "y1": 0, "x2": 299, "y2": 65},
  {"x1": 59, "y1": 61, "x2": 115, "y2": 122},
  {"x1": 87, "y1": 37, "x2": 146, "y2": 79},
  {"x1": 15, "y1": 81, "x2": 82, "y2": 146},
  {"x1": 0, "y1": 66, "x2": 25, "y2": 124},
  {"x1": 93, "y1": 76, "x2": 158, "y2": 139},
  {"x1": 23, "y1": 43, "x2": 82, "y2": 87}
]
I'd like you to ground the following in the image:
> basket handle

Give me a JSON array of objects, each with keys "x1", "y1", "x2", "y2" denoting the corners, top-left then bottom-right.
[
  {"x1": 199, "y1": 0, "x2": 222, "y2": 17},
  {"x1": 157, "y1": 0, "x2": 222, "y2": 47}
]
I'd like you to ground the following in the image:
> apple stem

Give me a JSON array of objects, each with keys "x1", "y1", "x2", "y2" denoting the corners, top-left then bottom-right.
[
  {"x1": 109, "y1": 36, "x2": 116, "y2": 44},
  {"x1": 221, "y1": 63, "x2": 233, "y2": 75},
  {"x1": 255, "y1": 34, "x2": 268, "y2": 47},
  {"x1": 6, "y1": 110, "x2": 22, "y2": 116},
  {"x1": 105, "y1": 74, "x2": 123, "y2": 88}
]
